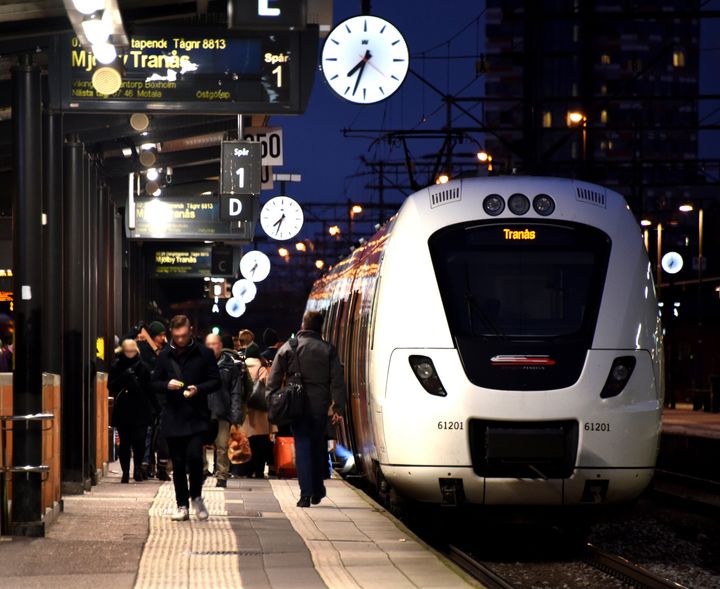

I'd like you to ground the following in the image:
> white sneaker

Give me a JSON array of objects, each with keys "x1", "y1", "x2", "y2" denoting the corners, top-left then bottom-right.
[
  {"x1": 192, "y1": 497, "x2": 209, "y2": 520},
  {"x1": 170, "y1": 506, "x2": 189, "y2": 521}
]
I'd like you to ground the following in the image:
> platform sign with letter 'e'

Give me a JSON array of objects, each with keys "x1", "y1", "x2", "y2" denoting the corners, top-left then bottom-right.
[{"x1": 221, "y1": 141, "x2": 262, "y2": 195}]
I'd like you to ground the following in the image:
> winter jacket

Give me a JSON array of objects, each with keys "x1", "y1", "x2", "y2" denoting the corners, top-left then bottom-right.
[
  {"x1": 209, "y1": 350, "x2": 250, "y2": 424},
  {"x1": 108, "y1": 354, "x2": 158, "y2": 428},
  {"x1": 267, "y1": 330, "x2": 346, "y2": 417},
  {"x1": 241, "y1": 358, "x2": 273, "y2": 437},
  {"x1": 151, "y1": 339, "x2": 221, "y2": 437}
]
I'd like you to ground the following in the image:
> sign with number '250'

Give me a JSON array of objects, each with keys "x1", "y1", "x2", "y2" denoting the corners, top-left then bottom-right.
[{"x1": 221, "y1": 141, "x2": 262, "y2": 195}]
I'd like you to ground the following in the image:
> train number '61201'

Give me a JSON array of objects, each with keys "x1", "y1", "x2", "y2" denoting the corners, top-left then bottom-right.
[
  {"x1": 584, "y1": 422, "x2": 611, "y2": 432},
  {"x1": 437, "y1": 421, "x2": 464, "y2": 430}
]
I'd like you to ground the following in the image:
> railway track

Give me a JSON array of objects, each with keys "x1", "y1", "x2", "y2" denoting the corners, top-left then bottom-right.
[{"x1": 448, "y1": 543, "x2": 689, "y2": 589}]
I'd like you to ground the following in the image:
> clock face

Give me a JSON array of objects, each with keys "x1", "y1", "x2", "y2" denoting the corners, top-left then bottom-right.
[
  {"x1": 661, "y1": 252, "x2": 683, "y2": 274},
  {"x1": 240, "y1": 250, "x2": 271, "y2": 282},
  {"x1": 231, "y1": 279, "x2": 257, "y2": 303},
  {"x1": 321, "y1": 15, "x2": 409, "y2": 105},
  {"x1": 260, "y1": 196, "x2": 304, "y2": 241},
  {"x1": 225, "y1": 297, "x2": 246, "y2": 319}
]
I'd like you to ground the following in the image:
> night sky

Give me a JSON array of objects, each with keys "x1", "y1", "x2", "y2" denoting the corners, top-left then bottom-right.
[
  {"x1": 274, "y1": 0, "x2": 487, "y2": 214},
  {"x1": 272, "y1": 0, "x2": 720, "y2": 228}
]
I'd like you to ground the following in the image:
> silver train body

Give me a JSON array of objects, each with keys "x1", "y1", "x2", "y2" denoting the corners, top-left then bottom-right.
[{"x1": 307, "y1": 177, "x2": 663, "y2": 507}]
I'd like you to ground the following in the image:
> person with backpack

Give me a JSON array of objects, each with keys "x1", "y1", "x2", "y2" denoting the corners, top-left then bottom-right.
[
  {"x1": 267, "y1": 311, "x2": 346, "y2": 507},
  {"x1": 204, "y1": 333, "x2": 250, "y2": 487},
  {"x1": 152, "y1": 315, "x2": 220, "y2": 521}
]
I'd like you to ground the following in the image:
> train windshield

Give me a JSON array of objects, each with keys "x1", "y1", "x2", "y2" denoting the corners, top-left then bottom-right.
[{"x1": 429, "y1": 222, "x2": 611, "y2": 339}]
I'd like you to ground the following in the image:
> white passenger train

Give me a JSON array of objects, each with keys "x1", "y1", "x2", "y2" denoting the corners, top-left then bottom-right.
[{"x1": 306, "y1": 177, "x2": 663, "y2": 507}]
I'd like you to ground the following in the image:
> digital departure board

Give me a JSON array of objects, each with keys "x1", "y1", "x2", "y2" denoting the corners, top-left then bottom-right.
[
  {"x1": 50, "y1": 26, "x2": 318, "y2": 114},
  {"x1": 126, "y1": 197, "x2": 256, "y2": 241},
  {"x1": 152, "y1": 246, "x2": 212, "y2": 278}
]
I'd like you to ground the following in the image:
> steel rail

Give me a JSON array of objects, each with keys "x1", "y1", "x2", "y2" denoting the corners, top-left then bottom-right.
[
  {"x1": 585, "y1": 544, "x2": 689, "y2": 589},
  {"x1": 447, "y1": 545, "x2": 518, "y2": 589}
]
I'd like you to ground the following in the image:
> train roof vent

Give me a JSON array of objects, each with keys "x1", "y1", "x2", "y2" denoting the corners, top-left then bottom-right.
[
  {"x1": 429, "y1": 186, "x2": 461, "y2": 209},
  {"x1": 576, "y1": 187, "x2": 606, "y2": 208}
]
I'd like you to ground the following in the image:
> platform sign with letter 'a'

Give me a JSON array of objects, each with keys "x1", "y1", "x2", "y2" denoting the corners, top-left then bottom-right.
[{"x1": 221, "y1": 141, "x2": 262, "y2": 195}]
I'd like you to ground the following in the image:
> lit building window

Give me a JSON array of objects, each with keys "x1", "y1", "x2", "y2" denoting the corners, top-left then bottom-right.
[
  {"x1": 542, "y1": 111, "x2": 552, "y2": 128},
  {"x1": 600, "y1": 110, "x2": 608, "y2": 124},
  {"x1": 673, "y1": 50, "x2": 685, "y2": 68},
  {"x1": 600, "y1": 54, "x2": 611, "y2": 65}
]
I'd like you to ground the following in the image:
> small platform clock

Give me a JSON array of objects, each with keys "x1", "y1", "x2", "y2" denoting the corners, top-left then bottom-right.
[
  {"x1": 260, "y1": 196, "x2": 304, "y2": 241},
  {"x1": 321, "y1": 15, "x2": 409, "y2": 104}
]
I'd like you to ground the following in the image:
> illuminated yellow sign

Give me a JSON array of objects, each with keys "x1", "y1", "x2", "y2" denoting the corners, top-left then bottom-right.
[
  {"x1": 0, "y1": 292, "x2": 12, "y2": 302},
  {"x1": 504, "y1": 228, "x2": 536, "y2": 240}
]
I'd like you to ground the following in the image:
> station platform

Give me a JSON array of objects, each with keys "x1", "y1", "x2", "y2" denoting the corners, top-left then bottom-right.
[
  {"x1": 0, "y1": 466, "x2": 477, "y2": 589},
  {"x1": 661, "y1": 406, "x2": 720, "y2": 439}
]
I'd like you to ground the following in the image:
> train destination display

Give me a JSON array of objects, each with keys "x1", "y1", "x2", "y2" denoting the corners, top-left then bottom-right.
[
  {"x1": 127, "y1": 197, "x2": 255, "y2": 241},
  {"x1": 52, "y1": 26, "x2": 318, "y2": 114},
  {"x1": 152, "y1": 246, "x2": 212, "y2": 278}
]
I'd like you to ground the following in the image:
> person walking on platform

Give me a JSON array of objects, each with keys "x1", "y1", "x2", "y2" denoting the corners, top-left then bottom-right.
[
  {"x1": 204, "y1": 333, "x2": 249, "y2": 487},
  {"x1": 137, "y1": 320, "x2": 171, "y2": 481},
  {"x1": 261, "y1": 328, "x2": 282, "y2": 364},
  {"x1": 108, "y1": 339, "x2": 158, "y2": 484},
  {"x1": 152, "y1": 315, "x2": 220, "y2": 521},
  {"x1": 242, "y1": 343, "x2": 273, "y2": 478},
  {"x1": 267, "y1": 311, "x2": 346, "y2": 507}
]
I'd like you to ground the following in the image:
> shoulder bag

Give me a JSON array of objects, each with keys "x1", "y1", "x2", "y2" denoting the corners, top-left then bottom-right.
[
  {"x1": 247, "y1": 364, "x2": 268, "y2": 411},
  {"x1": 267, "y1": 338, "x2": 306, "y2": 426}
]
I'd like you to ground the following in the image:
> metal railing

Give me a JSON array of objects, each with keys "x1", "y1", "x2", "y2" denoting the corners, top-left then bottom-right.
[{"x1": 0, "y1": 413, "x2": 54, "y2": 534}]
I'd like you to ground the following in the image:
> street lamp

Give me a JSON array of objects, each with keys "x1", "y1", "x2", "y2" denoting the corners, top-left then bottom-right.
[
  {"x1": 350, "y1": 204, "x2": 363, "y2": 217},
  {"x1": 315, "y1": 260, "x2": 325, "y2": 270},
  {"x1": 567, "y1": 110, "x2": 588, "y2": 163},
  {"x1": 435, "y1": 173, "x2": 450, "y2": 185},
  {"x1": 328, "y1": 225, "x2": 341, "y2": 238}
]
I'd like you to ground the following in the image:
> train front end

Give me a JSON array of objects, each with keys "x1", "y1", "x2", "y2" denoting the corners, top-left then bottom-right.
[{"x1": 373, "y1": 177, "x2": 663, "y2": 507}]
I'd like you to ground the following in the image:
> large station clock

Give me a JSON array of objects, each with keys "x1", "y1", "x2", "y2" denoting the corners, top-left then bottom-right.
[
  {"x1": 260, "y1": 196, "x2": 304, "y2": 241},
  {"x1": 321, "y1": 15, "x2": 409, "y2": 105}
]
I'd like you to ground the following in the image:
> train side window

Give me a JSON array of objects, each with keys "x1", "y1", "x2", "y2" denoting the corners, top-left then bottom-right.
[{"x1": 369, "y1": 276, "x2": 382, "y2": 351}]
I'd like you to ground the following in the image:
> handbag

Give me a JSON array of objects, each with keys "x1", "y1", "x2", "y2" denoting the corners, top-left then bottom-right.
[
  {"x1": 267, "y1": 337, "x2": 306, "y2": 426},
  {"x1": 228, "y1": 424, "x2": 252, "y2": 464},
  {"x1": 247, "y1": 375, "x2": 268, "y2": 411}
]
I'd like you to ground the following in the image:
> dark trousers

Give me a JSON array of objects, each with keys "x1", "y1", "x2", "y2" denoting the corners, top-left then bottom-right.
[
  {"x1": 117, "y1": 425, "x2": 147, "y2": 477},
  {"x1": 292, "y1": 413, "x2": 328, "y2": 498},
  {"x1": 249, "y1": 434, "x2": 272, "y2": 478},
  {"x1": 166, "y1": 432, "x2": 205, "y2": 508}
]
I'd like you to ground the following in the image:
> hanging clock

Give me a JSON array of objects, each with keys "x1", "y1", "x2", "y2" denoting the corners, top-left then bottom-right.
[
  {"x1": 260, "y1": 196, "x2": 304, "y2": 241},
  {"x1": 240, "y1": 250, "x2": 271, "y2": 282},
  {"x1": 321, "y1": 15, "x2": 409, "y2": 105}
]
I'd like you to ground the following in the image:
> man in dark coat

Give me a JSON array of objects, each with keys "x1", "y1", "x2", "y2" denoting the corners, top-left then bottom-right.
[
  {"x1": 204, "y1": 333, "x2": 250, "y2": 487},
  {"x1": 152, "y1": 315, "x2": 220, "y2": 521},
  {"x1": 267, "y1": 311, "x2": 346, "y2": 507},
  {"x1": 108, "y1": 339, "x2": 158, "y2": 484}
]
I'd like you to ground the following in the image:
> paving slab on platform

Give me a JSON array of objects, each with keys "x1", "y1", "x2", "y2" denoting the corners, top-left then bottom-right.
[{"x1": 0, "y1": 464, "x2": 478, "y2": 589}]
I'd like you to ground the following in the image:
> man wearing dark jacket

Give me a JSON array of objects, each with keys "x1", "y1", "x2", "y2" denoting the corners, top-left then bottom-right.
[
  {"x1": 204, "y1": 334, "x2": 250, "y2": 487},
  {"x1": 267, "y1": 311, "x2": 346, "y2": 507},
  {"x1": 152, "y1": 315, "x2": 220, "y2": 521}
]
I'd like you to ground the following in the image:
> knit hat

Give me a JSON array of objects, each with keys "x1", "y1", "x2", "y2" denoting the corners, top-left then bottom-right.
[
  {"x1": 263, "y1": 328, "x2": 279, "y2": 347},
  {"x1": 245, "y1": 342, "x2": 261, "y2": 359},
  {"x1": 148, "y1": 321, "x2": 166, "y2": 337}
]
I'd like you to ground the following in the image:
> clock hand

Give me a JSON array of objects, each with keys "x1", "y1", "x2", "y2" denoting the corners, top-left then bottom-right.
[
  {"x1": 272, "y1": 214, "x2": 286, "y2": 229},
  {"x1": 361, "y1": 54, "x2": 386, "y2": 77},
  {"x1": 250, "y1": 262, "x2": 258, "y2": 276},
  {"x1": 346, "y1": 50, "x2": 371, "y2": 77},
  {"x1": 352, "y1": 61, "x2": 366, "y2": 96}
]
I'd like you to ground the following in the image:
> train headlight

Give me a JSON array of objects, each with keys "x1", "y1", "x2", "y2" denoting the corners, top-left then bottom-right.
[
  {"x1": 600, "y1": 356, "x2": 637, "y2": 398},
  {"x1": 483, "y1": 194, "x2": 505, "y2": 216},
  {"x1": 409, "y1": 355, "x2": 447, "y2": 397},
  {"x1": 508, "y1": 193, "x2": 530, "y2": 215},
  {"x1": 533, "y1": 194, "x2": 555, "y2": 216}
]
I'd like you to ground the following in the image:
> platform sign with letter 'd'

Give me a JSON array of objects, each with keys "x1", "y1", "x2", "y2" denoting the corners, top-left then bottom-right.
[
  {"x1": 221, "y1": 141, "x2": 262, "y2": 195},
  {"x1": 220, "y1": 194, "x2": 256, "y2": 222}
]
